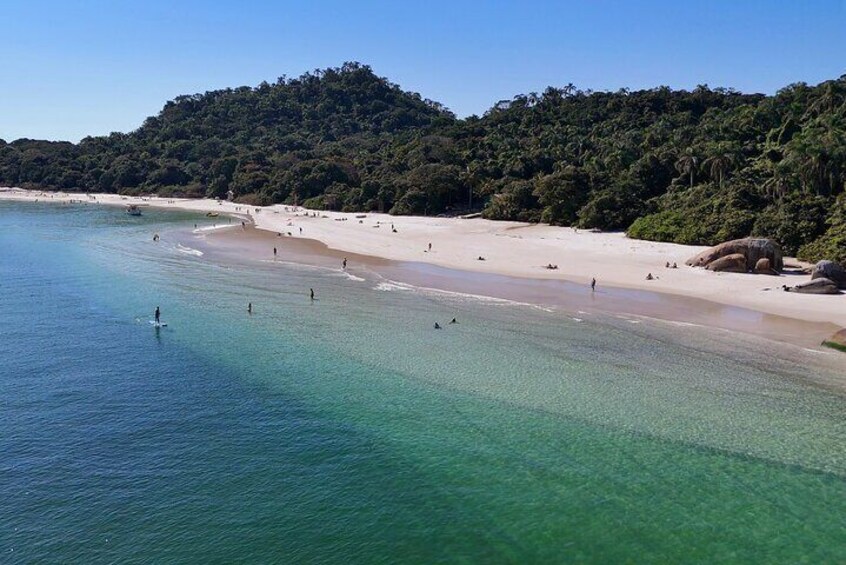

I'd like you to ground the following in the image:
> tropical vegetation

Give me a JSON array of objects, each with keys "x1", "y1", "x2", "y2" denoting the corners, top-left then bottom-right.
[{"x1": 2, "y1": 62, "x2": 845, "y2": 262}]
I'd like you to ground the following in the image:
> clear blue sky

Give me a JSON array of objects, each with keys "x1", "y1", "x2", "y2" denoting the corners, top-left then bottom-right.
[{"x1": 2, "y1": 0, "x2": 844, "y2": 142}]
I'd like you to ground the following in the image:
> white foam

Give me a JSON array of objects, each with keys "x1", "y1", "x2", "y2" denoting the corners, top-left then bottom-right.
[
  {"x1": 193, "y1": 224, "x2": 233, "y2": 234},
  {"x1": 803, "y1": 347, "x2": 835, "y2": 355},
  {"x1": 176, "y1": 244, "x2": 203, "y2": 257},
  {"x1": 373, "y1": 278, "x2": 556, "y2": 313},
  {"x1": 374, "y1": 281, "x2": 413, "y2": 292}
]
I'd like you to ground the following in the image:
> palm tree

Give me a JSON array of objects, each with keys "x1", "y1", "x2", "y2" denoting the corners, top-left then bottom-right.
[
  {"x1": 675, "y1": 150, "x2": 698, "y2": 188},
  {"x1": 704, "y1": 152, "x2": 735, "y2": 188},
  {"x1": 762, "y1": 173, "x2": 789, "y2": 200}
]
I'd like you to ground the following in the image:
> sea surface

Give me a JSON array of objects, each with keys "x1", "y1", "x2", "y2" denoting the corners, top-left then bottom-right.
[{"x1": 1, "y1": 201, "x2": 845, "y2": 563}]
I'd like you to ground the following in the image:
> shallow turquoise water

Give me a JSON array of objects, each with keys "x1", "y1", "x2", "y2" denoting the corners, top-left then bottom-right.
[{"x1": 1, "y1": 201, "x2": 844, "y2": 563}]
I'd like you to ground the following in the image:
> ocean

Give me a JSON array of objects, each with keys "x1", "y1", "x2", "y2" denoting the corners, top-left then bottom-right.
[{"x1": 1, "y1": 201, "x2": 844, "y2": 563}]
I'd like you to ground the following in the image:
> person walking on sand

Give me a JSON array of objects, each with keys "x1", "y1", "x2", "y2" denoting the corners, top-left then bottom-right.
[
  {"x1": 591, "y1": 278, "x2": 596, "y2": 291},
  {"x1": 428, "y1": 242, "x2": 432, "y2": 251}
]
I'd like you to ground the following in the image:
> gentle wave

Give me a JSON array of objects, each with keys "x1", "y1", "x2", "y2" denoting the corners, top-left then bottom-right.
[
  {"x1": 340, "y1": 272, "x2": 366, "y2": 282},
  {"x1": 372, "y1": 278, "x2": 556, "y2": 313},
  {"x1": 176, "y1": 244, "x2": 204, "y2": 257}
]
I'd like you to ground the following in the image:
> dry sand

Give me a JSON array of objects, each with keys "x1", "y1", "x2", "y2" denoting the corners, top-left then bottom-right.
[{"x1": 3, "y1": 188, "x2": 845, "y2": 336}]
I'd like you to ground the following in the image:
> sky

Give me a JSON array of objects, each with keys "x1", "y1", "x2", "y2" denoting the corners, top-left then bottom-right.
[{"x1": 1, "y1": 0, "x2": 844, "y2": 142}]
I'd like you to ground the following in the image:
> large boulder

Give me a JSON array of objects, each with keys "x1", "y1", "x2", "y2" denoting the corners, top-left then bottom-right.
[
  {"x1": 785, "y1": 278, "x2": 840, "y2": 294},
  {"x1": 811, "y1": 260, "x2": 846, "y2": 289},
  {"x1": 687, "y1": 238, "x2": 783, "y2": 272},
  {"x1": 705, "y1": 253, "x2": 747, "y2": 273},
  {"x1": 754, "y1": 258, "x2": 776, "y2": 275}
]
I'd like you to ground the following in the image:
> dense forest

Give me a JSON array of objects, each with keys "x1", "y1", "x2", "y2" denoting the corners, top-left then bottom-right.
[{"x1": 2, "y1": 62, "x2": 845, "y2": 262}]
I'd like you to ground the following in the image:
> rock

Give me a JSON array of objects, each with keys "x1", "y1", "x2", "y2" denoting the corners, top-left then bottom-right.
[
  {"x1": 705, "y1": 253, "x2": 748, "y2": 273},
  {"x1": 686, "y1": 238, "x2": 783, "y2": 272},
  {"x1": 754, "y1": 257, "x2": 776, "y2": 275},
  {"x1": 822, "y1": 328, "x2": 846, "y2": 352},
  {"x1": 785, "y1": 278, "x2": 840, "y2": 294},
  {"x1": 811, "y1": 260, "x2": 846, "y2": 289}
]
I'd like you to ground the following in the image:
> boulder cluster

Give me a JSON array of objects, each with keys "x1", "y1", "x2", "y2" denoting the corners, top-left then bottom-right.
[
  {"x1": 788, "y1": 261, "x2": 846, "y2": 294},
  {"x1": 685, "y1": 238, "x2": 783, "y2": 274},
  {"x1": 687, "y1": 238, "x2": 846, "y2": 295}
]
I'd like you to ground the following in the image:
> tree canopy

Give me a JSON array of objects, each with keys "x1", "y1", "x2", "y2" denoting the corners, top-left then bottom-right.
[{"x1": 2, "y1": 63, "x2": 846, "y2": 262}]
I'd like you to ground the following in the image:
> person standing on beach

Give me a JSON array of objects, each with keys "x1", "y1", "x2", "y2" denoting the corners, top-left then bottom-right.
[
  {"x1": 591, "y1": 278, "x2": 596, "y2": 291},
  {"x1": 273, "y1": 247, "x2": 277, "y2": 258},
  {"x1": 310, "y1": 288, "x2": 315, "y2": 301}
]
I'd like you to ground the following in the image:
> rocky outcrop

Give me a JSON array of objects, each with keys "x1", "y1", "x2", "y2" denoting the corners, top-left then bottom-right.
[
  {"x1": 754, "y1": 258, "x2": 776, "y2": 275},
  {"x1": 811, "y1": 260, "x2": 846, "y2": 288},
  {"x1": 705, "y1": 253, "x2": 747, "y2": 273},
  {"x1": 687, "y1": 238, "x2": 783, "y2": 273},
  {"x1": 784, "y1": 278, "x2": 840, "y2": 294},
  {"x1": 822, "y1": 329, "x2": 846, "y2": 352}
]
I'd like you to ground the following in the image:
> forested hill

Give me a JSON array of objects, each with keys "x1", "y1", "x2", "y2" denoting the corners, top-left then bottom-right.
[{"x1": 2, "y1": 63, "x2": 846, "y2": 263}]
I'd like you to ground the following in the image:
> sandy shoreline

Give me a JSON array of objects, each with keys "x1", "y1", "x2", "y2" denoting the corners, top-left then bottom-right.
[{"x1": 3, "y1": 187, "x2": 845, "y2": 346}]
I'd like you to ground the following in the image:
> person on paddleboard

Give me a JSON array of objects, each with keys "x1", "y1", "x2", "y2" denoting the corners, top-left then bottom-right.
[{"x1": 155, "y1": 306, "x2": 160, "y2": 324}]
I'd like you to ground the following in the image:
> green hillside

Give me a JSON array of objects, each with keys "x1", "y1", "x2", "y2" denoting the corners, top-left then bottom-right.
[{"x1": 1, "y1": 63, "x2": 845, "y2": 262}]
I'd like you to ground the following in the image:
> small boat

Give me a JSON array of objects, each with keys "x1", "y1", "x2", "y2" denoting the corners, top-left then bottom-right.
[
  {"x1": 206, "y1": 212, "x2": 219, "y2": 218},
  {"x1": 126, "y1": 205, "x2": 142, "y2": 216}
]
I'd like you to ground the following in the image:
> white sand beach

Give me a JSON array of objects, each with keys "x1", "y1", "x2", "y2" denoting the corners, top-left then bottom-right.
[{"x1": 3, "y1": 187, "x2": 845, "y2": 331}]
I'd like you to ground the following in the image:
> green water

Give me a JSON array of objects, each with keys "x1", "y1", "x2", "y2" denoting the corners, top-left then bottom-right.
[{"x1": 1, "y1": 201, "x2": 844, "y2": 563}]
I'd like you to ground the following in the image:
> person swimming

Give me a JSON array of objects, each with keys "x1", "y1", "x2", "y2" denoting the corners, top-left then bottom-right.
[
  {"x1": 449, "y1": 318, "x2": 457, "y2": 324},
  {"x1": 434, "y1": 322, "x2": 442, "y2": 329}
]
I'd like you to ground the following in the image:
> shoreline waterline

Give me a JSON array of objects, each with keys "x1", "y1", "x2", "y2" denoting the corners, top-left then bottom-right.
[
  {"x1": 189, "y1": 223, "x2": 839, "y2": 351},
  {"x1": 2, "y1": 187, "x2": 845, "y2": 347}
]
